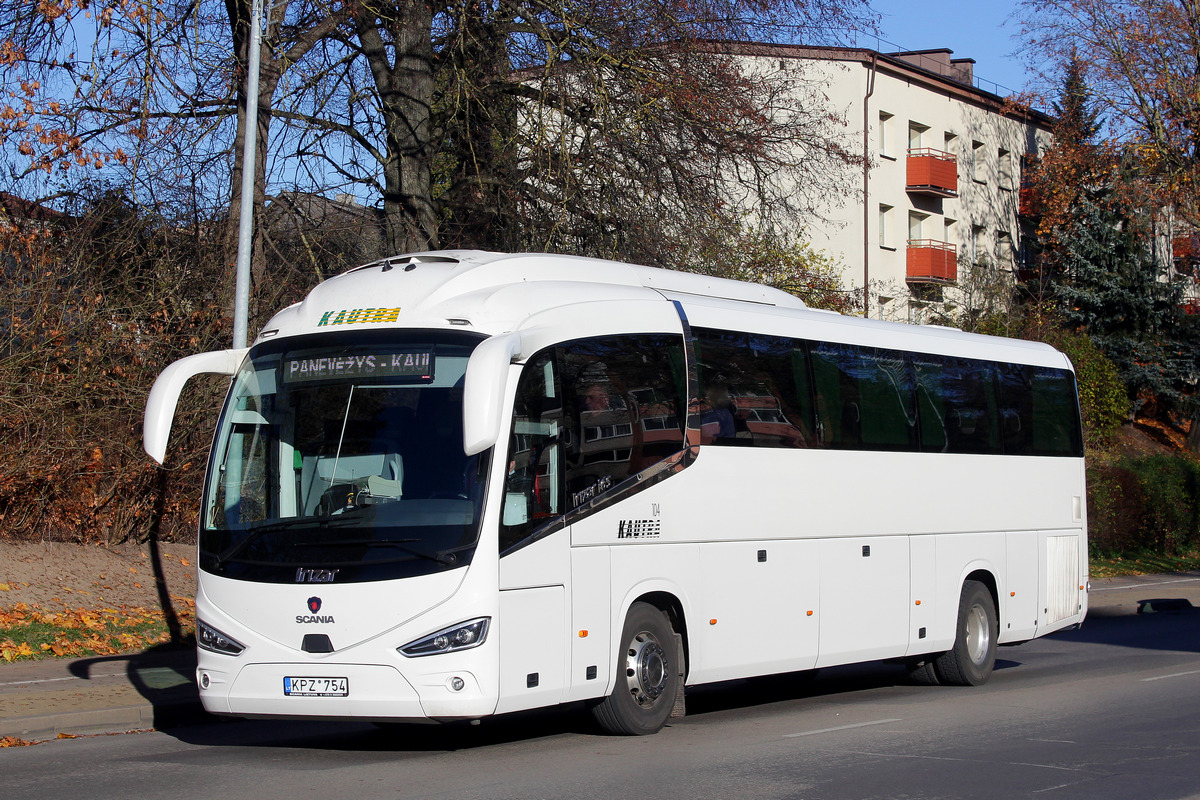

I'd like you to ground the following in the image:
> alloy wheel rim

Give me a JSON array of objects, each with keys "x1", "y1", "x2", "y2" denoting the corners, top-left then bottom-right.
[{"x1": 624, "y1": 631, "x2": 668, "y2": 707}]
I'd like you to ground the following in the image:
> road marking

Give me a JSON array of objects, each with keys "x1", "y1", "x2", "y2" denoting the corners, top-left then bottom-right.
[
  {"x1": 0, "y1": 670, "x2": 131, "y2": 687},
  {"x1": 784, "y1": 718, "x2": 902, "y2": 738},
  {"x1": 1141, "y1": 669, "x2": 1200, "y2": 682},
  {"x1": 1092, "y1": 576, "x2": 1200, "y2": 592}
]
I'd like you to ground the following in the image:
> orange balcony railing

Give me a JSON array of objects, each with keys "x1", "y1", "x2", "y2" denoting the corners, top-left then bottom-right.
[
  {"x1": 907, "y1": 239, "x2": 958, "y2": 283},
  {"x1": 906, "y1": 148, "x2": 958, "y2": 197}
]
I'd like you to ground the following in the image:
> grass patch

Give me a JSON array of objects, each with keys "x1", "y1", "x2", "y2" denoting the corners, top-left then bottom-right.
[
  {"x1": 0, "y1": 601, "x2": 195, "y2": 662},
  {"x1": 1090, "y1": 551, "x2": 1200, "y2": 579}
]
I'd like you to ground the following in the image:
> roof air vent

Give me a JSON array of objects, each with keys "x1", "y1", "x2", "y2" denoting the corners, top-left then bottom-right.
[{"x1": 350, "y1": 254, "x2": 462, "y2": 275}]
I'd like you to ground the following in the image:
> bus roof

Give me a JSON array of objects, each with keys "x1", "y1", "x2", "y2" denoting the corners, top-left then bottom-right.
[{"x1": 256, "y1": 250, "x2": 1071, "y2": 371}]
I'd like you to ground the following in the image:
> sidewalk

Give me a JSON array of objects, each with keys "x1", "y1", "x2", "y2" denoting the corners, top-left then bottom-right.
[
  {"x1": 3, "y1": 572, "x2": 1200, "y2": 742},
  {"x1": 0, "y1": 646, "x2": 210, "y2": 741}
]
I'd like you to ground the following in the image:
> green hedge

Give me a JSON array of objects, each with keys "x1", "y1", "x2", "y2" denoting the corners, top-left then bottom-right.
[
  {"x1": 1041, "y1": 329, "x2": 1128, "y2": 441},
  {"x1": 1088, "y1": 454, "x2": 1200, "y2": 556}
]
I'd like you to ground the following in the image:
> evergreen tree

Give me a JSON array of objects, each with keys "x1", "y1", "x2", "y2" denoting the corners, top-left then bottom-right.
[
  {"x1": 1051, "y1": 54, "x2": 1100, "y2": 147},
  {"x1": 1050, "y1": 183, "x2": 1197, "y2": 410}
]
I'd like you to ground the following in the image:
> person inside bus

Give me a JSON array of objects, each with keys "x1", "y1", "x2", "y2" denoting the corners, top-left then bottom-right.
[
  {"x1": 692, "y1": 383, "x2": 735, "y2": 441},
  {"x1": 581, "y1": 383, "x2": 611, "y2": 411}
]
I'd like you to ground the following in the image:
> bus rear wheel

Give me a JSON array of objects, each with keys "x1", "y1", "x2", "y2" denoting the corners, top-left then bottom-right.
[
  {"x1": 933, "y1": 579, "x2": 997, "y2": 686},
  {"x1": 591, "y1": 602, "x2": 679, "y2": 735}
]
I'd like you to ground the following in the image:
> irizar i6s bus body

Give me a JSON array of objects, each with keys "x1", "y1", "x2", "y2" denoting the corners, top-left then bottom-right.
[{"x1": 143, "y1": 250, "x2": 1088, "y2": 735}]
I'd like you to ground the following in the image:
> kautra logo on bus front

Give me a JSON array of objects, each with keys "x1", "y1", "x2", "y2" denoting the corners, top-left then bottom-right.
[{"x1": 317, "y1": 307, "x2": 402, "y2": 326}]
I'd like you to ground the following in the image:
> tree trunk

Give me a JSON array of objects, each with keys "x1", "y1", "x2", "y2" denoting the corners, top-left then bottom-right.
[
  {"x1": 360, "y1": 0, "x2": 439, "y2": 255},
  {"x1": 1187, "y1": 409, "x2": 1200, "y2": 454}
]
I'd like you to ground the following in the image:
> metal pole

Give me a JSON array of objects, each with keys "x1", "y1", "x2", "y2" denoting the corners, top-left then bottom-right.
[
  {"x1": 862, "y1": 53, "x2": 877, "y2": 319},
  {"x1": 232, "y1": 0, "x2": 264, "y2": 349}
]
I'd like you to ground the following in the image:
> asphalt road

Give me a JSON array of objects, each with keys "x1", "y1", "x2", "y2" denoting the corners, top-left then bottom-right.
[{"x1": 4, "y1": 580, "x2": 1200, "y2": 800}]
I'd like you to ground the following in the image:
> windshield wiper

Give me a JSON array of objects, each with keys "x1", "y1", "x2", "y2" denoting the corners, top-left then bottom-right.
[
  {"x1": 291, "y1": 537, "x2": 459, "y2": 566},
  {"x1": 215, "y1": 514, "x2": 365, "y2": 569}
]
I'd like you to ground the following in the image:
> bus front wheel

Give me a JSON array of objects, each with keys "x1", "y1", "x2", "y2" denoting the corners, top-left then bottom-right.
[
  {"x1": 591, "y1": 602, "x2": 679, "y2": 735},
  {"x1": 934, "y1": 579, "x2": 997, "y2": 686}
]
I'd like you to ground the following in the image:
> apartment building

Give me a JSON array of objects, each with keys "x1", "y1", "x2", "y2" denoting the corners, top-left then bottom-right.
[{"x1": 758, "y1": 45, "x2": 1054, "y2": 322}]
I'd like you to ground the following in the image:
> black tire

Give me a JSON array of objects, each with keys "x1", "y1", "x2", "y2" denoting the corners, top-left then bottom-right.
[
  {"x1": 591, "y1": 602, "x2": 679, "y2": 735},
  {"x1": 906, "y1": 658, "x2": 941, "y2": 685},
  {"x1": 933, "y1": 579, "x2": 997, "y2": 686}
]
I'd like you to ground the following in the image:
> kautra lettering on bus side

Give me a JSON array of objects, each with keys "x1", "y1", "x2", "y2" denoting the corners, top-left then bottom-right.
[{"x1": 617, "y1": 519, "x2": 662, "y2": 539}]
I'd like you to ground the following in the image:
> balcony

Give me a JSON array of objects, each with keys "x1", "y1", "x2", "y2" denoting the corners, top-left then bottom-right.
[
  {"x1": 906, "y1": 239, "x2": 957, "y2": 283},
  {"x1": 1018, "y1": 185, "x2": 1039, "y2": 217},
  {"x1": 1175, "y1": 236, "x2": 1199, "y2": 277},
  {"x1": 906, "y1": 148, "x2": 958, "y2": 197}
]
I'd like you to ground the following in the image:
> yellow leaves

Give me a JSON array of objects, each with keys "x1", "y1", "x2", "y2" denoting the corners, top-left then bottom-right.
[
  {"x1": 0, "y1": 736, "x2": 35, "y2": 747},
  {"x1": 0, "y1": 602, "x2": 195, "y2": 662},
  {"x1": 2, "y1": 641, "x2": 35, "y2": 661}
]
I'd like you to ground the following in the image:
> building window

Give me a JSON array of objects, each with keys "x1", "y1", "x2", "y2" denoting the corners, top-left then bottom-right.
[
  {"x1": 879, "y1": 112, "x2": 894, "y2": 159},
  {"x1": 944, "y1": 217, "x2": 957, "y2": 248},
  {"x1": 909, "y1": 121, "x2": 929, "y2": 152},
  {"x1": 879, "y1": 204, "x2": 894, "y2": 248},
  {"x1": 908, "y1": 210, "x2": 929, "y2": 243},
  {"x1": 972, "y1": 141, "x2": 986, "y2": 183},
  {"x1": 999, "y1": 149, "x2": 1013, "y2": 190},
  {"x1": 997, "y1": 230, "x2": 1014, "y2": 270},
  {"x1": 971, "y1": 225, "x2": 987, "y2": 265}
]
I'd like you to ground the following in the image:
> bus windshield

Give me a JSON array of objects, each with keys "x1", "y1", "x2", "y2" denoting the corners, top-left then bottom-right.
[{"x1": 199, "y1": 330, "x2": 487, "y2": 583}]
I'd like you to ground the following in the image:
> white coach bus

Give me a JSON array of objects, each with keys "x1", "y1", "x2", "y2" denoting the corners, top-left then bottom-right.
[{"x1": 144, "y1": 250, "x2": 1088, "y2": 735}]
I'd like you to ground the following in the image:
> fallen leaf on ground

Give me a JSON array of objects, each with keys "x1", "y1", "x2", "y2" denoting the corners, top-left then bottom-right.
[{"x1": 0, "y1": 736, "x2": 35, "y2": 747}]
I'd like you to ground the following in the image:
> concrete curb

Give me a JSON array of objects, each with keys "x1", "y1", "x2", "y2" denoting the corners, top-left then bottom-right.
[{"x1": 2, "y1": 698, "x2": 212, "y2": 741}]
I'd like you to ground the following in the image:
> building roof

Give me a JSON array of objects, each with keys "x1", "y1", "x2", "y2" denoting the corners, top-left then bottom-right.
[{"x1": 692, "y1": 41, "x2": 1055, "y2": 129}]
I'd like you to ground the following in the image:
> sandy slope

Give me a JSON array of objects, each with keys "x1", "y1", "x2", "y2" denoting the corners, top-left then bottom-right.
[{"x1": 0, "y1": 541, "x2": 197, "y2": 610}]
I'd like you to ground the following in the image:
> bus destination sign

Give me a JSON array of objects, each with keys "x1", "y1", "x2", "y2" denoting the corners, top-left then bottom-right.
[{"x1": 283, "y1": 349, "x2": 433, "y2": 384}]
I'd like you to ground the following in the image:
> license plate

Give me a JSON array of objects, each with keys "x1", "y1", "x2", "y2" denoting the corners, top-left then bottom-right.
[{"x1": 284, "y1": 676, "x2": 349, "y2": 697}]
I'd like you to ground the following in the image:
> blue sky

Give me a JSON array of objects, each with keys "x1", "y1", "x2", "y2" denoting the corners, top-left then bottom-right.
[{"x1": 861, "y1": 0, "x2": 1035, "y2": 97}]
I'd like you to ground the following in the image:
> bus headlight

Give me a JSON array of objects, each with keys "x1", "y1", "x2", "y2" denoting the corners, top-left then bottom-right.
[
  {"x1": 198, "y1": 619, "x2": 246, "y2": 656},
  {"x1": 398, "y1": 618, "x2": 490, "y2": 657}
]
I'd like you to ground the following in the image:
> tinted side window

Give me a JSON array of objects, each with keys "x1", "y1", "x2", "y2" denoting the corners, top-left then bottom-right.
[
  {"x1": 811, "y1": 342, "x2": 916, "y2": 450},
  {"x1": 913, "y1": 355, "x2": 949, "y2": 452},
  {"x1": 694, "y1": 329, "x2": 815, "y2": 447},
  {"x1": 996, "y1": 363, "x2": 1034, "y2": 455},
  {"x1": 913, "y1": 355, "x2": 1000, "y2": 454},
  {"x1": 500, "y1": 351, "x2": 564, "y2": 553},
  {"x1": 810, "y1": 343, "x2": 860, "y2": 448},
  {"x1": 1029, "y1": 367, "x2": 1084, "y2": 456},
  {"x1": 559, "y1": 334, "x2": 685, "y2": 509}
]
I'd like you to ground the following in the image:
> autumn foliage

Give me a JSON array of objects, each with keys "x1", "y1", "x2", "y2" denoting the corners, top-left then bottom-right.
[
  {"x1": 0, "y1": 192, "x2": 231, "y2": 544},
  {"x1": 0, "y1": 599, "x2": 195, "y2": 662}
]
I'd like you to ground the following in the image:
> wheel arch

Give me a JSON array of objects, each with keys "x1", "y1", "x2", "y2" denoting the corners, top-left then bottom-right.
[
  {"x1": 626, "y1": 589, "x2": 690, "y2": 682},
  {"x1": 964, "y1": 568, "x2": 1000, "y2": 626}
]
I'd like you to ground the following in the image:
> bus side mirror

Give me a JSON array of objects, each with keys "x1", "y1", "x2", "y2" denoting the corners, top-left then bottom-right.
[
  {"x1": 463, "y1": 333, "x2": 522, "y2": 456},
  {"x1": 143, "y1": 348, "x2": 249, "y2": 464}
]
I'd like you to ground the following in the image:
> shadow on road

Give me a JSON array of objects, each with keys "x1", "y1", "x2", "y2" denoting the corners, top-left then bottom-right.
[
  {"x1": 68, "y1": 644, "x2": 208, "y2": 731},
  {"x1": 1051, "y1": 600, "x2": 1200, "y2": 653},
  {"x1": 165, "y1": 702, "x2": 600, "y2": 752},
  {"x1": 133, "y1": 597, "x2": 1200, "y2": 752}
]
